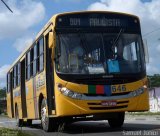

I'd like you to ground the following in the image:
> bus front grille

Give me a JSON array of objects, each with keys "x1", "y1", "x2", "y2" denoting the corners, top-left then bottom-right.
[
  {"x1": 88, "y1": 100, "x2": 129, "y2": 110},
  {"x1": 89, "y1": 105, "x2": 128, "y2": 110},
  {"x1": 88, "y1": 100, "x2": 129, "y2": 105}
]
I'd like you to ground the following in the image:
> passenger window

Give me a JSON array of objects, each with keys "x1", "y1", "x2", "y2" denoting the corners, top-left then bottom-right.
[
  {"x1": 26, "y1": 51, "x2": 31, "y2": 80},
  {"x1": 30, "y1": 48, "x2": 34, "y2": 77},
  {"x1": 7, "y1": 73, "x2": 10, "y2": 92},
  {"x1": 13, "y1": 66, "x2": 16, "y2": 88},
  {"x1": 39, "y1": 38, "x2": 44, "y2": 54},
  {"x1": 33, "y1": 44, "x2": 37, "y2": 75},
  {"x1": 38, "y1": 38, "x2": 44, "y2": 72},
  {"x1": 17, "y1": 63, "x2": 20, "y2": 86}
]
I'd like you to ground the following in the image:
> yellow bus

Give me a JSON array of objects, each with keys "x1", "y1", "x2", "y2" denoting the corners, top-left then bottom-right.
[{"x1": 6, "y1": 11, "x2": 149, "y2": 132}]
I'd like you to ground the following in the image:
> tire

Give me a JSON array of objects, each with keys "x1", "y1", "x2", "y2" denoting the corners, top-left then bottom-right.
[
  {"x1": 108, "y1": 112, "x2": 125, "y2": 128},
  {"x1": 15, "y1": 106, "x2": 23, "y2": 127},
  {"x1": 26, "y1": 119, "x2": 32, "y2": 126},
  {"x1": 41, "y1": 98, "x2": 55, "y2": 132}
]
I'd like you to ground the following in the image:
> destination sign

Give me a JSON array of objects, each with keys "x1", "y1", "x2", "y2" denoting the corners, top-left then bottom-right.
[
  {"x1": 56, "y1": 13, "x2": 140, "y2": 29},
  {"x1": 89, "y1": 18, "x2": 121, "y2": 27},
  {"x1": 69, "y1": 18, "x2": 122, "y2": 27}
]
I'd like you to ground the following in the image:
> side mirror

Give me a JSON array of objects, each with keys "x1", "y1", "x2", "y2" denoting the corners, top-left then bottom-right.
[
  {"x1": 49, "y1": 32, "x2": 54, "y2": 48},
  {"x1": 143, "y1": 39, "x2": 149, "y2": 63}
]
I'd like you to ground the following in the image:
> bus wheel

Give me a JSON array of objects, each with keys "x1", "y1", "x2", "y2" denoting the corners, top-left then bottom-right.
[
  {"x1": 41, "y1": 98, "x2": 53, "y2": 132},
  {"x1": 108, "y1": 112, "x2": 125, "y2": 128},
  {"x1": 15, "y1": 106, "x2": 23, "y2": 127},
  {"x1": 26, "y1": 119, "x2": 32, "y2": 126}
]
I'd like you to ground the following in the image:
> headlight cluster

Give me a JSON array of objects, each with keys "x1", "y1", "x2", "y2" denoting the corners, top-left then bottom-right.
[
  {"x1": 130, "y1": 87, "x2": 144, "y2": 97},
  {"x1": 57, "y1": 84, "x2": 84, "y2": 100},
  {"x1": 57, "y1": 83, "x2": 145, "y2": 100}
]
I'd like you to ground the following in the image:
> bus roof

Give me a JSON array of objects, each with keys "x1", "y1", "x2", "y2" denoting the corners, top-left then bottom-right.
[{"x1": 8, "y1": 11, "x2": 139, "y2": 72}]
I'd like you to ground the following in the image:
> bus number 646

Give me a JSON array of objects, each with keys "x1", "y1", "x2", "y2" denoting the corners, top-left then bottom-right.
[{"x1": 111, "y1": 85, "x2": 126, "y2": 93}]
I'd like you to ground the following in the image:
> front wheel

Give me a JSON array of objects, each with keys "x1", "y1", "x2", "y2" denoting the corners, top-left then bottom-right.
[
  {"x1": 108, "y1": 112, "x2": 125, "y2": 128},
  {"x1": 41, "y1": 98, "x2": 57, "y2": 132}
]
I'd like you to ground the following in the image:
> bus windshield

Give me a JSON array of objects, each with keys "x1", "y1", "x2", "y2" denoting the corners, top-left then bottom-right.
[{"x1": 56, "y1": 33, "x2": 145, "y2": 75}]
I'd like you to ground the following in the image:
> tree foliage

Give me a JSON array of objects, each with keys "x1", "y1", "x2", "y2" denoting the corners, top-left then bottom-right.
[
  {"x1": 148, "y1": 74, "x2": 160, "y2": 88},
  {"x1": 0, "y1": 88, "x2": 6, "y2": 98}
]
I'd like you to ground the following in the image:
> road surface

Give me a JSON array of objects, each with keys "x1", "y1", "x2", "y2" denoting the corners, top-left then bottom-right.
[{"x1": 0, "y1": 115, "x2": 160, "y2": 136}]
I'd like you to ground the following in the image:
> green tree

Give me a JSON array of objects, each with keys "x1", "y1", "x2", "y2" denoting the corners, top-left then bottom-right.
[
  {"x1": 148, "y1": 74, "x2": 160, "y2": 88},
  {"x1": 0, "y1": 87, "x2": 6, "y2": 98}
]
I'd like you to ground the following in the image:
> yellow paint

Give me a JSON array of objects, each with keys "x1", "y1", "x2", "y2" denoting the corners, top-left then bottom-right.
[
  {"x1": 55, "y1": 75, "x2": 149, "y2": 116},
  {"x1": 25, "y1": 71, "x2": 47, "y2": 119},
  {"x1": 6, "y1": 11, "x2": 149, "y2": 121},
  {"x1": 6, "y1": 93, "x2": 11, "y2": 118}
]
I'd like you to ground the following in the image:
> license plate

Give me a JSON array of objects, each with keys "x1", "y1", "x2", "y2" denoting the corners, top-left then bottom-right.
[{"x1": 101, "y1": 101, "x2": 117, "y2": 106}]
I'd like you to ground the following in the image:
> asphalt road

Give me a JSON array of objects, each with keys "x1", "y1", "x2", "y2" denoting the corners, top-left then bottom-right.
[{"x1": 0, "y1": 115, "x2": 160, "y2": 136}]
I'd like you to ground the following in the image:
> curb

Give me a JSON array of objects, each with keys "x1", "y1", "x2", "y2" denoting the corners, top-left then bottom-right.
[
  {"x1": 125, "y1": 117, "x2": 160, "y2": 121},
  {"x1": 125, "y1": 115, "x2": 160, "y2": 121}
]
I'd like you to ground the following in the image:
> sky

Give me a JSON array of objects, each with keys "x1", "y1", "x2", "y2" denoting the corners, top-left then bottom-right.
[{"x1": 0, "y1": 0, "x2": 160, "y2": 88}]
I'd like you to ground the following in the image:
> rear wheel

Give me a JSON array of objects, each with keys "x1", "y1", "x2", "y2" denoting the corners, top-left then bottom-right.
[
  {"x1": 57, "y1": 121, "x2": 68, "y2": 132},
  {"x1": 108, "y1": 112, "x2": 125, "y2": 128},
  {"x1": 15, "y1": 106, "x2": 23, "y2": 127},
  {"x1": 26, "y1": 119, "x2": 32, "y2": 126},
  {"x1": 41, "y1": 98, "x2": 57, "y2": 132}
]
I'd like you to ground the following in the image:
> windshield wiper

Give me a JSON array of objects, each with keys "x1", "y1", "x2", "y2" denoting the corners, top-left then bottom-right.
[{"x1": 112, "y1": 28, "x2": 124, "y2": 50}]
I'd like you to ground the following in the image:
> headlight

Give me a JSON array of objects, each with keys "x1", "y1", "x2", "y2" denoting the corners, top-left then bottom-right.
[
  {"x1": 130, "y1": 87, "x2": 144, "y2": 97},
  {"x1": 57, "y1": 84, "x2": 83, "y2": 100}
]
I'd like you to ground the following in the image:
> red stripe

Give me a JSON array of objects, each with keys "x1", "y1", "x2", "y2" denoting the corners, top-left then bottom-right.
[{"x1": 96, "y1": 85, "x2": 104, "y2": 94}]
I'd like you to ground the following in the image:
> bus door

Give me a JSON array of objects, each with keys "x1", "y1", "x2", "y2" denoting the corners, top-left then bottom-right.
[
  {"x1": 45, "y1": 33, "x2": 55, "y2": 115},
  {"x1": 20, "y1": 59, "x2": 27, "y2": 118}
]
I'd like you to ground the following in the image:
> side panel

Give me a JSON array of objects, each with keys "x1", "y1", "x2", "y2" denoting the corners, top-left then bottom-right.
[
  {"x1": 13, "y1": 87, "x2": 22, "y2": 119},
  {"x1": 7, "y1": 94, "x2": 11, "y2": 117},
  {"x1": 35, "y1": 72, "x2": 46, "y2": 118},
  {"x1": 25, "y1": 36, "x2": 47, "y2": 119},
  {"x1": 25, "y1": 79, "x2": 36, "y2": 119}
]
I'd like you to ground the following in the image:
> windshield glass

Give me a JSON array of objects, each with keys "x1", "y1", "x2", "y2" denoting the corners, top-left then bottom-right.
[{"x1": 56, "y1": 33, "x2": 145, "y2": 75}]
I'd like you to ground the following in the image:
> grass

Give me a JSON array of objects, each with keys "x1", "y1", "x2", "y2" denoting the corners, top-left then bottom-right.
[{"x1": 0, "y1": 128, "x2": 34, "y2": 136}]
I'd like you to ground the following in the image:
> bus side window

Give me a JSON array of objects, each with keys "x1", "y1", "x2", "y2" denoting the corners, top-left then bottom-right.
[
  {"x1": 38, "y1": 38, "x2": 44, "y2": 72},
  {"x1": 26, "y1": 51, "x2": 31, "y2": 80},
  {"x1": 17, "y1": 63, "x2": 20, "y2": 86},
  {"x1": 16, "y1": 64, "x2": 19, "y2": 86},
  {"x1": 13, "y1": 66, "x2": 16, "y2": 88},
  {"x1": 30, "y1": 48, "x2": 34, "y2": 77},
  {"x1": 7, "y1": 73, "x2": 10, "y2": 93},
  {"x1": 33, "y1": 44, "x2": 37, "y2": 76}
]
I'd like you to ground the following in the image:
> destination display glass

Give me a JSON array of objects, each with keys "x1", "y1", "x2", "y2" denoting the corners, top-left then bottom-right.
[{"x1": 56, "y1": 12, "x2": 140, "y2": 31}]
